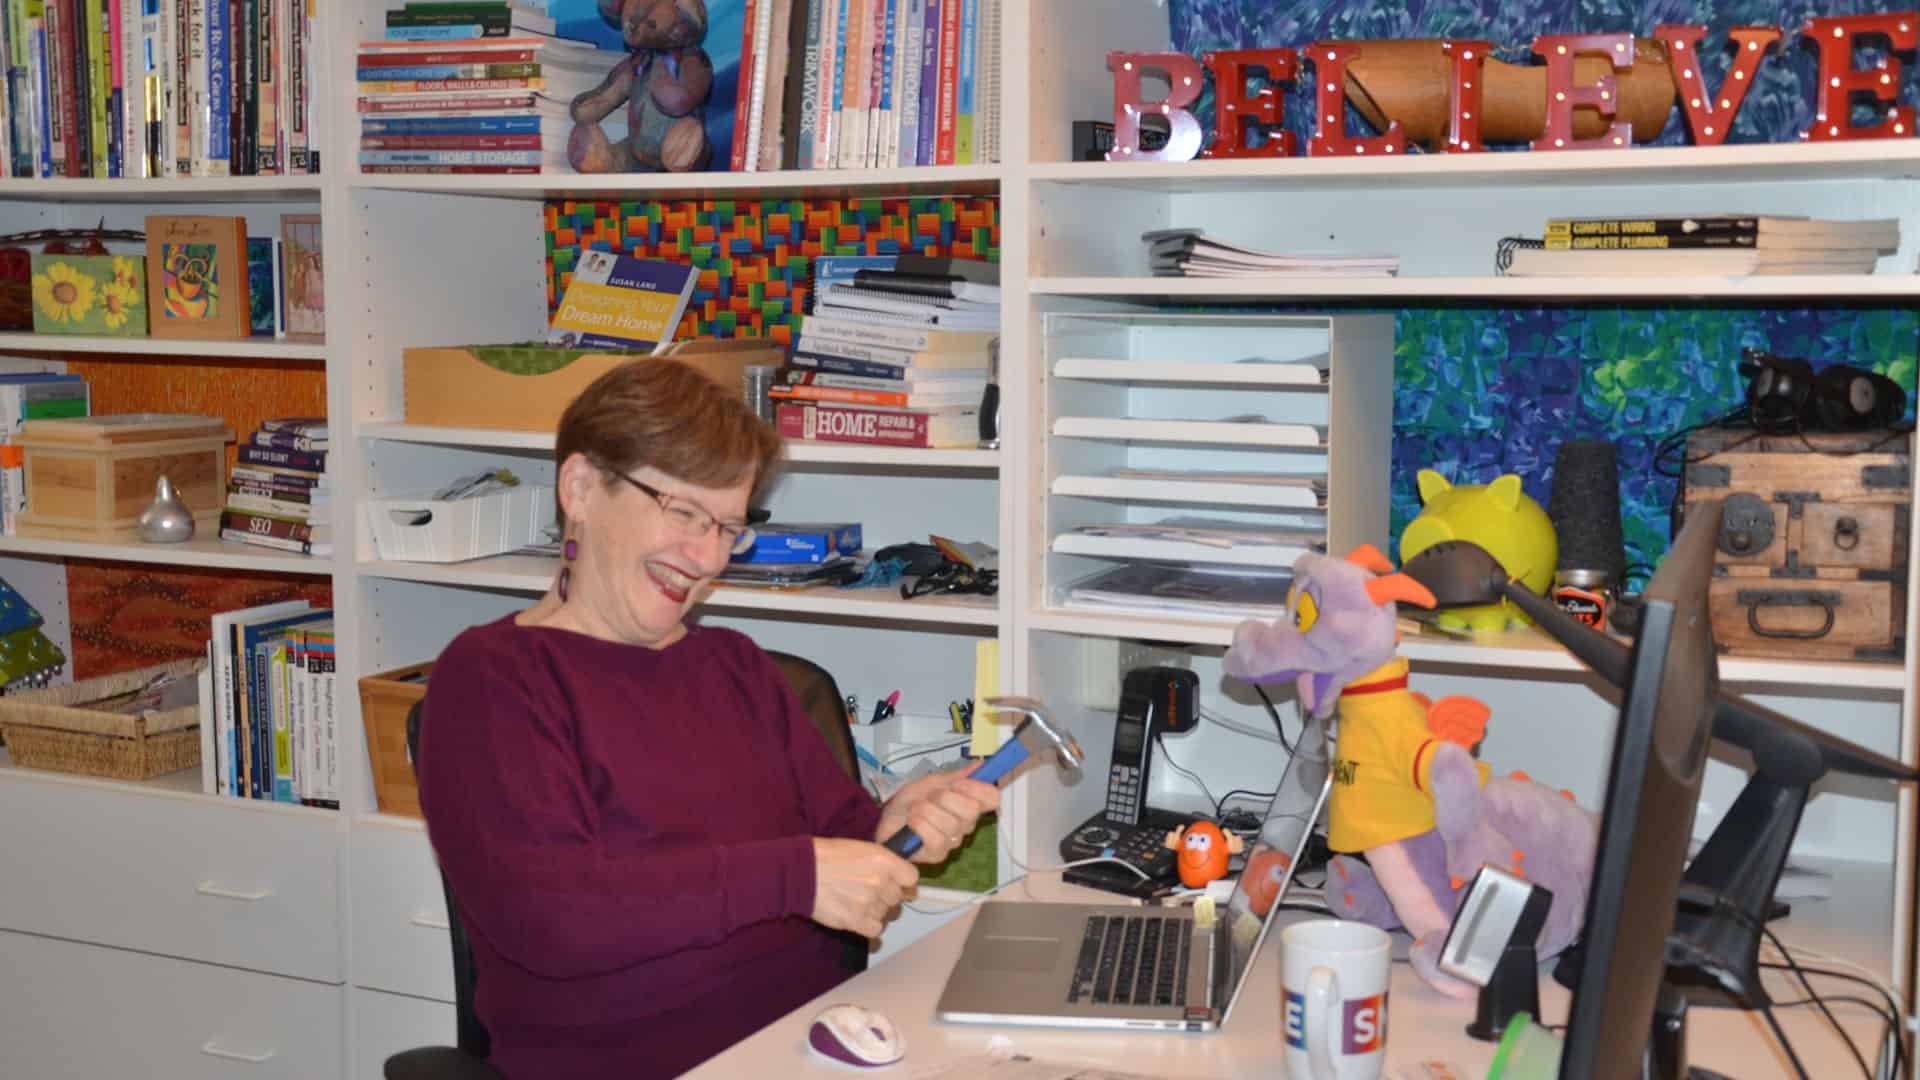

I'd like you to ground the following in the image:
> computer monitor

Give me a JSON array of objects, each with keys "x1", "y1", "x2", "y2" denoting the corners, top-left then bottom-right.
[{"x1": 1552, "y1": 498, "x2": 1722, "y2": 1079}]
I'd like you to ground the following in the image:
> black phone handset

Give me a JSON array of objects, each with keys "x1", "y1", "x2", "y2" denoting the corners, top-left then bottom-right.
[
  {"x1": 1058, "y1": 667, "x2": 1202, "y2": 898},
  {"x1": 1102, "y1": 672, "x2": 1156, "y2": 825}
]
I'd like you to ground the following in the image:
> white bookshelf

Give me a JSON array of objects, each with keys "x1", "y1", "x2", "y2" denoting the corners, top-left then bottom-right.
[
  {"x1": 0, "y1": 1, "x2": 1911, "y2": 1075},
  {"x1": 0, "y1": 534, "x2": 333, "y2": 575}
]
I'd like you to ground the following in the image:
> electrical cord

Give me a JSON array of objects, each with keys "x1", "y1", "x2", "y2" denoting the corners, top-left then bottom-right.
[
  {"x1": 1757, "y1": 948, "x2": 1906, "y2": 1080},
  {"x1": 1154, "y1": 733, "x2": 1219, "y2": 814},
  {"x1": 1760, "y1": 1002, "x2": 1816, "y2": 1080},
  {"x1": 1197, "y1": 704, "x2": 1290, "y2": 748},
  {"x1": 1252, "y1": 683, "x2": 1297, "y2": 754}
]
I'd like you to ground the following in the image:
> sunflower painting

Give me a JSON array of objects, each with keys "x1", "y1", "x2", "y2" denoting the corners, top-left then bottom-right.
[{"x1": 29, "y1": 254, "x2": 146, "y2": 336}]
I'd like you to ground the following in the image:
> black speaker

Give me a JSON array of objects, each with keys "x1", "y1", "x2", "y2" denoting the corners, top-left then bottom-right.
[
  {"x1": 1547, "y1": 439, "x2": 1628, "y2": 587},
  {"x1": 1810, "y1": 363, "x2": 1907, "y2": 430}
]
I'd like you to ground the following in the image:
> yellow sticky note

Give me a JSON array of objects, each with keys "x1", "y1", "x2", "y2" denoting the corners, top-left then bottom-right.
[{"x1": 969, "y1": 639, "x2": 1005, "y2": 759}]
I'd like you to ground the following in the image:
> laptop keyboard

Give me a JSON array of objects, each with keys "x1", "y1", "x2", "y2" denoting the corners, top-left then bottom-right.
[{"x1": 1066, "y1": 915, "x2": 1189, "y2": 1007}]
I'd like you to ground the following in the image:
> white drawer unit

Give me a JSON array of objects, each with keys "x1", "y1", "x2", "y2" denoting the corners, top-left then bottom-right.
[
  {"x1": 350, "y1": 987, "x2": 459, "y2": 1080},
  {"x1": 0, "y1": 929, "x2": 344, "y2": 1080},
  {"x1": 350, "y1": 816, "x2": 456, "y2": 1002},
  {"x1": 0, "y1": 773, "x2": 343, "y2": 982}
]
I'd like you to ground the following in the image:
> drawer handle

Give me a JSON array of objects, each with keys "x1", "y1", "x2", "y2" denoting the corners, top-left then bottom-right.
[
  {"x1": 409, "y1": 912, "x2": 451, "y2": 931},
  {"x1": 201, "y1": 1041, "x2": 276, "y2": 1063},
  {"x1": 196, "y1": 881, "x2": 274, "y2": 902}
]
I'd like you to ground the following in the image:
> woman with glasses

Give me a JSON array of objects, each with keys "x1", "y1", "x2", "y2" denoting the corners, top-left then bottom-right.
[{"x1": 415, "y1": 359, "x2": 998, "y2": 1079}]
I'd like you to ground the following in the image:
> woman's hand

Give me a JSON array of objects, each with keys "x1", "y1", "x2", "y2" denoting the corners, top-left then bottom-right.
[
  {"x1": 811, "y1": 838, "x2": 918, "y2": 939},
  {"x1": 874, "y1": 763, "x2": 1002, "y2": 865}
]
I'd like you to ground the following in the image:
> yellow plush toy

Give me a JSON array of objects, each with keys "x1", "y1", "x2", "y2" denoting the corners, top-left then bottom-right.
[{"x1": 1399, "y1": 470, "x2": 1557, "y2": 632}]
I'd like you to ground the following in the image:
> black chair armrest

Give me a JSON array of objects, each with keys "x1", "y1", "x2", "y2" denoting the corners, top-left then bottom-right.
[{"x1": 383, "y1": 1047, "x2": 506, "y2": 1080}]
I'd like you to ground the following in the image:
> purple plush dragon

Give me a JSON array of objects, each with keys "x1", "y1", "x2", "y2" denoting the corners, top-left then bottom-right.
[{"x1": 1224, "y1": 545, "x2": 1598, "y2": 996}]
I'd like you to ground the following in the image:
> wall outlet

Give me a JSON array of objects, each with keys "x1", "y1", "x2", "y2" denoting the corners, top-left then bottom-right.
[{"x1": 1080, "y1": 638, "x2": 1193, "y2": 712}]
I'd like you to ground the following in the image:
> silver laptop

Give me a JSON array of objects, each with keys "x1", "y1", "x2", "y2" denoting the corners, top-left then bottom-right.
[{"x1": 936, "y1": 714, "x2": 1333, "y2": 1032}]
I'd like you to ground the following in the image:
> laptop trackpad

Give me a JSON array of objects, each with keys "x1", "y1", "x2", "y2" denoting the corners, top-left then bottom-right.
[{"x1": 973, "y1": 936, "x2": 1060, "y2": 973}]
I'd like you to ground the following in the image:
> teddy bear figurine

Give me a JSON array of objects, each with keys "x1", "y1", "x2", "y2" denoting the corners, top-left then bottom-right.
[{"x1": 568, "y1": 0, "x2": 716, "y2": 173}]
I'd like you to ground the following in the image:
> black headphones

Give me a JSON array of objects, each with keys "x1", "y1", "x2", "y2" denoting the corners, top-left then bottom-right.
[{"x1": 1740, "y1": 347, "x2": 1907, "y2": 433}]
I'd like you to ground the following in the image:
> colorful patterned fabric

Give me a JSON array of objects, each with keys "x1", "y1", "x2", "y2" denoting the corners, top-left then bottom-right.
[{"x1": 544, "y1": 197, "x2": 1000, "y2": 345}]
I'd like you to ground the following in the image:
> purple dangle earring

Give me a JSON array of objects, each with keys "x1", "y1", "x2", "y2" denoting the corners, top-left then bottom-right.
[{"x1": 558, "y1": 534, "x2": 579, "y2": 601}]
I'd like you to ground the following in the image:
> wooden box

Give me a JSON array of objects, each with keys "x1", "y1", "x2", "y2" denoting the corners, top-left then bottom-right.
[
  {"x1": 402, "y1": 338, "x2": 786, "y2": 432},
  {"x1": 0, "y1": 658, "x2": 203, "y2": 780},
  {"x1": 13, "y1": 414, "x2": 232, "y2": 542},
  {"x1": 1683, "y1": 428, "x2": 1912, "y2": 662},
  {"x1": 359, "y1": 662, "x2": 431, "y2": 818}
]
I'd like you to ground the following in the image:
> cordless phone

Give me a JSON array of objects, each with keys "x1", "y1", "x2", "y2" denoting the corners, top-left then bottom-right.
[
  {"x1": 1102, "y1": 679, "x2": 1155, "y2": 826},
  {"x1": 1058, "y1": 667, "x2": 1202, "y2": 898}
]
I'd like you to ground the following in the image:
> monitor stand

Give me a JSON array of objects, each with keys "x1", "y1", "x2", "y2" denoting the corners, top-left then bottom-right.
[{"x1": 1649, "y1": 983, "x2": 1736, "y2": 1080}]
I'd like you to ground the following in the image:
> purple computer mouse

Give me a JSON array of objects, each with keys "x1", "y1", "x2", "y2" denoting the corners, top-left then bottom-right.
[{"x1": 807, "y1": 1003, "x2": 906, "y2": 1067}]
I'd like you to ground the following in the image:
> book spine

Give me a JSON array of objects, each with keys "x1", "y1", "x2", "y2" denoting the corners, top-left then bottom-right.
[
  {"x1": 862, "y1": 0, "x2": 884, "y2": 167},
  {"x1": 894, "y1": 0, "x2": 920, "y2": 166},
  {"x1": 355, "y1": 93, "x2": 536, "y2": 112},
  {"x1": 220, "y1": 527, "x2": 322, "y2": 554},
  {"x1": 794, "y1": 0, "x2": 820, "y2": 168},
  {"x1": 358, "y1": 147, "x2": 540, "y2": 165},
  {"x1": 1544, "y1": 217, "x2": 1758, "y2": 238},
  {"x1": 354, "y1": 62, "x2": 537, "y2": 80},
  {"x1": 230, "y1": 464, "x2": 322, "y2": 486},
  {"x1": 777, "y1": 401, "x2": 933, "y2": 446},
  {"x1": 976, "y1": 0, "x2": 997, "y2": 162},
  {"x1": 236, "y1": 443, "x2": 325, "y2": 471},
  {"x1": 796, "y1": 316, "x2": 962, "y2": 351},
  {"x1": 270, "y1": 637, "x2": 293, "y2": 802},
  {"x1": 203, "y1": 0, "x2": 227, "y2": 174},
  {"x1": 953, "y1": 0, "x2": 973, "y2": 164},
  {"x1": 222, "y1": 507, "x2": 318, "y2": 540},
  {"x1": 257, "y1": 415, "x2": 325, "y2": 433},
  {"x1": 836, "y1": 0, "x2": 862, "y2": 169},
  {"x1": 1544, "y1": 234, "x2": 1757, "y2": 251},
  {"x1": 225, "y1": 493, "x2": 317, "y2": 517},
  {"x1": 359, "y1": 132, "x2": 538, "y2": 150},
  {"x1": 230, "y1": 474, "x2": 319, "y2": 497},
  {"x1": 314, "y1": 635, "x2": 337, "y2": 807},
  {"x1": 360, "y1": 114, "x2": 539, "y2": 133},
  {"x1": 913, "y1": 0, "x2": 936, "y2": 165},
  {"x1": 32, "y1": 8, "x2": 54, "y2": 177},
  {"x1": 358, "y1": 162, "x2": 537, "y2": 173},
  {"x1": 771, "y1": 383, "x2": 918, "y2": 407},
  {"x1": 385, "y1": 23, "x2": 485, "y2": 40},
  {"x1": 728, "y1": 0, "x2": 756, "y2": 171},
  {"x1": 356, "y1": 47, "x2": 536, "y2": 65},
  {"x1": 815, "y1": 0, "x2": 840, "y2": 166},
  {"x1": 247, "y1": 429, "x2": 328, "y2": 449},
  {"x1": 107, "y1": 0, "x2": 123, "y2": 175},
  {"x1": 933, "y1": 0, "x2": 957, "y2": 165},
  {"x1": 355, "y1": 76, "x2": 542, "y2": 93},
  {"x1": 88, "y1": 0, "x2": 108, "y2": 175},
  {"x1": 789, "y1": 348, "x2": 919, "y2": 378}
]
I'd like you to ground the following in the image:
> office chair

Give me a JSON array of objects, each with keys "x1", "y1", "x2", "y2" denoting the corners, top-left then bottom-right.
[{"x1": 383, "y1": 651, "x2": 870, "y2": 1079}]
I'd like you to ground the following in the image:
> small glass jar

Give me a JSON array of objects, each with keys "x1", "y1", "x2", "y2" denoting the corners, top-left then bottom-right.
[{"x1": 1552, "y1": 568, "x2": 1613, "y2": 631}]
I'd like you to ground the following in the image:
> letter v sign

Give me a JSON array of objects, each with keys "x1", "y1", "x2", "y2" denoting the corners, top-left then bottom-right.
[{"x1": 1655, "y1": 25, "x2": 1784, "y2": 146}]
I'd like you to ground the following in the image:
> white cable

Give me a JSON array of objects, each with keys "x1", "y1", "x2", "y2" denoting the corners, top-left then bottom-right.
[
  {"x1": 1197, "y1": 704, "x2": 1287, "y2": 746},
  {"x1": 1154, "y1": 733, "x2": 1219, "y2": 813},
  {"x1": 1764, "y1": 939, "x2": 1907, "y2": 1080},
  {"x1": 879, "y1": 736, "x2": 970, "y2": 771},
  {"x1": 902, "y1": 846, "x2": 1153, "y2": 914}
]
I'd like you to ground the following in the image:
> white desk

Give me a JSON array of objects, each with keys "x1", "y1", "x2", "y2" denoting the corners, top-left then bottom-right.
[{"x1": 689, "y1": 867, "x2": 1898, "y2": 1079}]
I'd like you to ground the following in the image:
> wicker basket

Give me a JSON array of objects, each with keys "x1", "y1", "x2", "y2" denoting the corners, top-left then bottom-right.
[{"x1": 0, "y1": 658, "x2": 204, "y2": 780}]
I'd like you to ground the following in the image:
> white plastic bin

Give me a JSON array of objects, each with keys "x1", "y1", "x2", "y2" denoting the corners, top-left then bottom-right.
[{"x1": 366, "y1": 485, "x2": 554, "y2": 563}]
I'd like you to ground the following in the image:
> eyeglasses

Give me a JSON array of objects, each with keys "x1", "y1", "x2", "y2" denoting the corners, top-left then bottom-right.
[{"x1": 600, "y1": 467, "x2": 758, "y2": 555}]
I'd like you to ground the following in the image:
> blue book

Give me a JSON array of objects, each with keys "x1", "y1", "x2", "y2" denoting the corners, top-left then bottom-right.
[
  {"x1": 914, "y1": 0, "x2": 939, "y2": 166},
  {"x1": 361, "y1": 115, "x2": 541, "y2": 135},
  {"x1": 247, "y1": 238, "x2": 276, "y2": 337},
  {"x1": 387, "y1": 24, "x2": 487, "y2": 40},
  {"x1": 788, "y1": 350, "x2": 912, "y2": 380},
  {"x1": 355, "y1": 64, "x2": 534, "y2": 80},
  {"x1": 733, "y1": 522, "x2": 863, "y2": 565},
  {"x1": 811, "y1": 254, "x2": 897, "y2": 297},
  {"x1": 241, "y1": 610, "x2": 330, "y2": 803},
  {"x1": 206, "y1": 0, "x2": 230, "y2": 174}
]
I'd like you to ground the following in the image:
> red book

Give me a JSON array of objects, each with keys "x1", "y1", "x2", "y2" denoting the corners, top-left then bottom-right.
[
  {"x1": 775, "y1": 401, "x2": 979, "y2": 449},
  {"x1": 729, "y1": 0, "x2": 759, "y2": 170},
  {"x1": 359, "y1": 164, "x2": 541, "y2": 174},
  {"x1": 357, "y1": 93, "x2": 538, "y2": 113},
  {"x1": 355, "y1": 78, "x2": 541, "y2": 92},
  {"x1": 221, "y1": 509, "x2": 320, "y2": 544},
  {"x1": 934, "y1": 0, "x2": 961, "y2": 165},
  {"x1": 359, "y1": 134, "x2": 542, "y2": 150}
]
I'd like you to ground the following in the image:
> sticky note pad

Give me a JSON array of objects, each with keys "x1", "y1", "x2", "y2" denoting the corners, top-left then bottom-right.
[{"x1": 969, "y1": 639, "x2": 1005, "y2": 759}]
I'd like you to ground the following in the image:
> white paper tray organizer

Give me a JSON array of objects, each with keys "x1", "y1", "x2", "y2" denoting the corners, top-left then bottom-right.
[{"x1": 367, "y1": 485, "x2": 555, "y2": 563}]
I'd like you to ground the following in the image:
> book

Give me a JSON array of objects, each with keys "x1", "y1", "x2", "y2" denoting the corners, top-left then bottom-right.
[
  {"x1": 281, "y1": 213, "x2": 323, "y2": 341},
  {"x1": 1143, "y1": 228, "x2": 1400, "y2": 278},
  {"x1": 144, "y1": 214, "x2": 252, "y2": 339},
  {"x1": 239, "y1": 443, "x2": 327, "y2": 472},
  {"x1": 769, "y1": 378, "x2": 984, "y2": 409},
  {"x1": 795, "y1": 312, "x2": 996, "y2": 352},
  {"x1": 733, "y1": 521, "x2": 863, "y2": 564},
  {"x1": 247, "y1": 238, "x2": 277, "y2": 336},
  {"x1": 546, "y1": 250, "x2": 697, "y2": 351},
  {"x1": 776, "y1": 398, "x2": 981, "y2": 448},
  {"x1": 1543, "y1": 215, "x2": 1900, "y2": 253},
  {"x1": 211, "y1": 600, "x2": 310, "y2": 798},
  {"x1": 1503, "y1": 246, "x2": 1884, "y2": 277},
  {"x1": 1062, "y1": 562, "x2": 1294, "y2": 621}
]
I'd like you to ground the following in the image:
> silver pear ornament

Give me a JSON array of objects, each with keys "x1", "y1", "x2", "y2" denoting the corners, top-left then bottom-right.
[{"x1": 137, "y1": 475, "x2": 195, "y2": 543}]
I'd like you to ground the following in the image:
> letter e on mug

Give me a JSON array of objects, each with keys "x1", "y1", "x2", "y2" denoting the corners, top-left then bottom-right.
[{"x1": 1283, "y1": 990, "x2": 1307, "y2": 1049}]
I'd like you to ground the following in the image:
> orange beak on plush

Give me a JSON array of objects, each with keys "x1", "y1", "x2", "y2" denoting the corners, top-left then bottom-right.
[{"x1": 1164, "y1": 820, "x2": 1246, "y2": 889}]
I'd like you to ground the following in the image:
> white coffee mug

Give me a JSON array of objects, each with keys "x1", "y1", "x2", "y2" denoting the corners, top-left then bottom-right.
[{"x1": 1280, "y1": 919, "x2": 1391, "y2": 1080}]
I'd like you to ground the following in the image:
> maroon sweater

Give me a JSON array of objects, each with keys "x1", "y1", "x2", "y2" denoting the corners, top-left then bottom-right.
[{"x1": 417, "y1": 617, "x2": 883, "y2": 1079}]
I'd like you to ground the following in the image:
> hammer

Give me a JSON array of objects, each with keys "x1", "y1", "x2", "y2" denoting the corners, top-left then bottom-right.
[{"x1": 882, "y1": 696, "x2": 1084, "y2": 857}]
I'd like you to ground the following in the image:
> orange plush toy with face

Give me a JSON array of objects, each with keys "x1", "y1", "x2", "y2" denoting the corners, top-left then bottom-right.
[{"x1": 1165, "y1": 820, "x2": 1245, "y2": 889}]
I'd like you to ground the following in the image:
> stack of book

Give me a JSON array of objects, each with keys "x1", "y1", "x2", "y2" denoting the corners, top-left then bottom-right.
[
  {"x1": 220, "y1": 418, "x2": 332, "y2": 556},
  {"x1": 0, "y1": 363, "x2": 88, "y2": 536},
  {"x1": 1505, "y1": 215, "x2": 1901, "y2": 276},
  {"x1": 204, "y1": 599, "x2": 337, "y2": 807},
  {"x1": 358, "y1": 1, "x2": 614, "y2": 175},
  {"x1": 1144, "y1": 228, "x2": 1401, "y2": 278},
  {"x1": 774, "y1": 256, "x2": 995, "y2": 449}
]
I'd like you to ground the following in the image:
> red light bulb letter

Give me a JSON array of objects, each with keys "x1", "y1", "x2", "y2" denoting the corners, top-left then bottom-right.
[
  {"x1": 1530, "y1": 33, "x2": 1635, "y2": 151},
  {"x1": 1201, "y1": 49, "x2": 1298, "y2": 158},
  {"x1": 1442, "y1": 39, "x2": 1492, "y2": 152},
  {"x1": 1107, "y1": 51, "x2": 1206, "y2": 162},
  {"x1": 1656, "y1": 25, "x2": 1782, "y2": 146},
  {"x1": 1800, "y1": 14, "x2": 1918, "y2": 141},
  {"x1": 1306, "y1": 42, "x2": 1406, "y2": 156}
]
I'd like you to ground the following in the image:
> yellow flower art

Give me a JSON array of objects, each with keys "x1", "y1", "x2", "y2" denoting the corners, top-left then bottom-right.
[
  {"x1": 32, "y1": 262, "x2": 96, "y2": 324},
  {"x1": 111, "y1": 256, "x2": 142, "y2": 292},
  {"x1": 100, "y1": 283, "x2": 139, "y2": 330}
]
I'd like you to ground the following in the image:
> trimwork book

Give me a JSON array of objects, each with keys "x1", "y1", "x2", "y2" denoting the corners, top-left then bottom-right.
[{"x1": 546, "y1": 250, "x2": 698, "y2": 351}]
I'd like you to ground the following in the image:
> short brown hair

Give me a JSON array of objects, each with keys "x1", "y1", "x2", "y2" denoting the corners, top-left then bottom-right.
[{"x1": 553, "y1": 359, "x2": 781, "y2": 517}]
